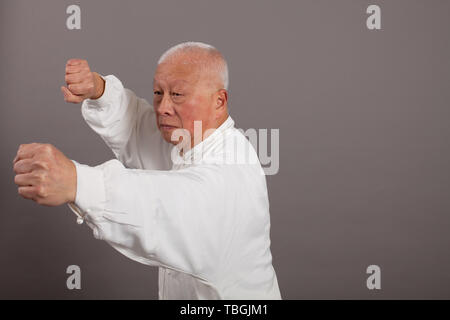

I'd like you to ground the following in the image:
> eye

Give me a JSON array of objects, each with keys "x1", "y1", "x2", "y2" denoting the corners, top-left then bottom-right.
[
  {"x1": 153, "y1": 90, "x2": 162, "y2": 95},
  {"x1": 171, "y1": 92, "x2": 183, "y2": 97}
]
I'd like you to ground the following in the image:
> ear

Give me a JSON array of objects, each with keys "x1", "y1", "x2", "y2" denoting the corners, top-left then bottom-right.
[{"x1": 215, "y1": 89, "x2": 228, "y2": 111}]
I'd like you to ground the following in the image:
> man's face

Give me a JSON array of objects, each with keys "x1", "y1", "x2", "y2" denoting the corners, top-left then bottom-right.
[{"x1": 153, "y1": 56, "x2": 217, "y2": 147}]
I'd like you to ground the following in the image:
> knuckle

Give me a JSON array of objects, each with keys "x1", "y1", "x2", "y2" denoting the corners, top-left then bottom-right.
[
  {"x1": 33, "y1": 160, "x2": 48, "y2": 171},
  {"x1": 36, "y1": 185, "x2": 47, "y2": 198},
  {"x1": 69, "y1": 84, "x2": 79, "y2": 93},
  {"x1": 33, "y1": 171, "x2": 44, "y2": 182},
  {"x1": 41, "y1": 143, "x2": 53, "y2": 154}
]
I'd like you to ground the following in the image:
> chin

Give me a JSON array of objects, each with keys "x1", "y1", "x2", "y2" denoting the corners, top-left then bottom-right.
[{"x1": 160, "y1": 131, "x2": 180, "y2": 145}]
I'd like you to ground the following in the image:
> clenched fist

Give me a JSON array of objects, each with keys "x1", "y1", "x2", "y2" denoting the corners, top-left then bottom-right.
[
  {"x1": 61, "y1": 59, "x2": 105, "y2": 103},
  {"x1": 13, "y1": 143, "x2": 77, "y2": 206}
]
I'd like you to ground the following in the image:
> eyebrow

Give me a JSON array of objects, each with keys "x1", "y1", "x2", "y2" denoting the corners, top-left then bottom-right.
[{"x1": 153, "y1": 79, "x2": 190, "y2": 86}]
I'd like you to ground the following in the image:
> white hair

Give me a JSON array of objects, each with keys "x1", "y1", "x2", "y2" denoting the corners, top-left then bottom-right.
[{"x1": 157, "y1": 41, "x2": 229, "y2": 90}]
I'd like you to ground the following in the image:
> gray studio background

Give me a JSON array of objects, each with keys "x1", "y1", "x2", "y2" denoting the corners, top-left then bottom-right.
[{"x1": 1, "y1": 0, "x2": 449, "y2": 299}]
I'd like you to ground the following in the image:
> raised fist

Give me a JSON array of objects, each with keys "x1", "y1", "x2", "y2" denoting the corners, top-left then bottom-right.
[
  {"x1": 61, "y1": 59, "x2": 105, "y2": 103},
  {"x1": 13, "y1": 143, "x2": 77, "y2": 206}
]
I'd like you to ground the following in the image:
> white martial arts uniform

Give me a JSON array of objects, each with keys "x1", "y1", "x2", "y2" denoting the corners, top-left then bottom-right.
[{"x1": 68, "y1": 75, "x2": 281, "y2": 300}]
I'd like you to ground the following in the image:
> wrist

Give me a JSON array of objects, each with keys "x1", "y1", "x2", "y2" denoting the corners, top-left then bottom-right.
[
  {"x1": 66, "y1": 159, "x2": 77, "y2": 203},
  {"x1": 91, "y1": 72, "x2": 105, "y2": 99}
]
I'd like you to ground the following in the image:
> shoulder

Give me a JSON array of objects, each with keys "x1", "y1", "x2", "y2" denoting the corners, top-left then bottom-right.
[{"x1": 209, "y1": 128, "x2": 262, "y2": 168}]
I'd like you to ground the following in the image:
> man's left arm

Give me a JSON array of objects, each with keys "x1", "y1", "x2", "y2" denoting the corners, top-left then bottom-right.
[{"x1": 13, "y1": 143, "x2": 235, "y2": 284}]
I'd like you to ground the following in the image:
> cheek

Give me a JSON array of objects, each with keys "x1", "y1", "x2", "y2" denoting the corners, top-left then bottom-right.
[
  {"x1": 174, "y1": 96, "x2": 214, "y2": 133},
  {"x1": 175, "y1": 106, "x2": 195, "y2": 133},
  {"x1": 175, "y1": 99, "x2": 202, "y2": 125}
]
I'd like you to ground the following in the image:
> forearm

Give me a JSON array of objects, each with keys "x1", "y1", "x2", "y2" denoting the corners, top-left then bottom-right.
[
  {"x1": 81, "y1": 75, "x2": 171, "y2": 170},
  {"x1": 81, "y1": 75, "x2": 139, "y2": 156},
  {"x1": 68, "y1": 159, "x2": 227, "y2": 279}
]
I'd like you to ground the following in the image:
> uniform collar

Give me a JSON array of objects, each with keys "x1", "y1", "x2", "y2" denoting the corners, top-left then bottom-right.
[{"x1": 173, "y1": 115, "x2": 235, "y2": 164}]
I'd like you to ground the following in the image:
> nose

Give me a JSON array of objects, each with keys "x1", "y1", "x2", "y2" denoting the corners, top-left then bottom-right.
[{"x1": 156, "y1": 93, "x2": 175, "y2": 116}]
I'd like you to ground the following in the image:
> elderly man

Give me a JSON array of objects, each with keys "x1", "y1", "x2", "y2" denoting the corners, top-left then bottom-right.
[{"x1": 13, "y1": 42, "x2": 281, "y2": 299}]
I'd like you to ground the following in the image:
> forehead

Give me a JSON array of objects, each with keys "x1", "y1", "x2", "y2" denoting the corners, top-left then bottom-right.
[{"x1": 153, "y1": 58, "x2": 202, "y2": 87}]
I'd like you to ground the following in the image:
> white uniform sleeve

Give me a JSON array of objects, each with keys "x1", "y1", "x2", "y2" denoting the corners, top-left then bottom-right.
[
  {"x1": 81, "y1": 74, "x2": 172, "y2": 170},
  {"x1": 69, "y1": 159, "x2": 238, "y2": 283}
]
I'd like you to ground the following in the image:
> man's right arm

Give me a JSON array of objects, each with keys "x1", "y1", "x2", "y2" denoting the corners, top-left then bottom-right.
[{"x1": 61, "y1": 59, "x2": 172, "y2": 170}]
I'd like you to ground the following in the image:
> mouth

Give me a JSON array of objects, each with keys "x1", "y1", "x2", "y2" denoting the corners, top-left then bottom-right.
[{"x1": 159, "y1": 124, "x2": 178, "y2": 131}]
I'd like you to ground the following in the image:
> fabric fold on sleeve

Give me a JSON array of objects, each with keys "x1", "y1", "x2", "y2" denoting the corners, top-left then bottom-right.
[
  {"x1": 67, "y1": 158, "x2": 233, "y2": 282},
  {"x1": 73, "y1": 160, "x2": 107, "y2": 216}
]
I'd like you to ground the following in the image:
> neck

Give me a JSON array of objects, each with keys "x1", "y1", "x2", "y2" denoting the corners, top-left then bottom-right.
[{"x1": 177, "y1": 114, "x2": 230, "y2": 156}]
